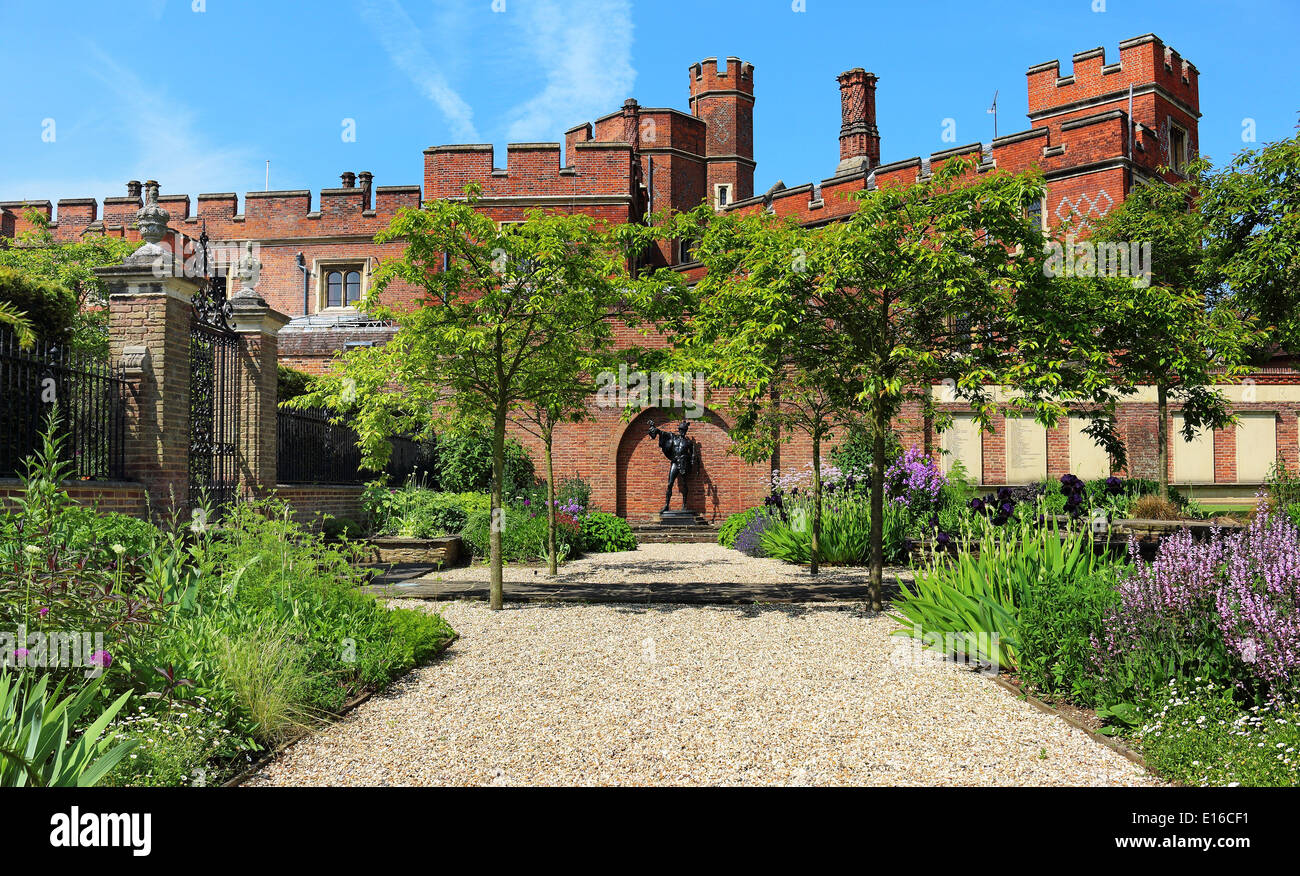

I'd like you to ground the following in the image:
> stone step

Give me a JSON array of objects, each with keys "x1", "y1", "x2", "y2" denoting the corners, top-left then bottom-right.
[{"x1": 631, "y1": 525, "x2": 719, "y2": 544}]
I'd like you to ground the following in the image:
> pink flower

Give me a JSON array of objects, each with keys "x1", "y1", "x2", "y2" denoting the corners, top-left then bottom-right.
[
  {"x1": 37, "y1": 607, "x2": 49, "y2": 617},
  {"x1": 89, "y1": 650, "x2": 112, "y2": 669}
]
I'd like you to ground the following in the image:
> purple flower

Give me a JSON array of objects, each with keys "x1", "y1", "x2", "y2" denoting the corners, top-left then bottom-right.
[
  {"x1": 885, "y1": 447, "x2": 947, "y2": 509},
  {"x1": 89, "y1": 650, "x2": 113, "y2": 669},
  {"x1": 37, "y1": 607, "x2": 48, "y2": 617},
  {"x1": 1105, "y1": 476, "x2": 1124, "y2": 495},
  {"x1": 14, "y1": 648, "x2": 28, "y2": 660},
  {"x1": 1098, "y1": 508, "x2": 1300, "y2": 703}
]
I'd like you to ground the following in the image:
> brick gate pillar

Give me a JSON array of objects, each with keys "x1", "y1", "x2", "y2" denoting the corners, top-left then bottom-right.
[
  {"x1": 97, "y1": 259, "x2": 200, "y2": 520},
  {"x1": 228, "y1": 243, "x2": 291, "y2": 497}
]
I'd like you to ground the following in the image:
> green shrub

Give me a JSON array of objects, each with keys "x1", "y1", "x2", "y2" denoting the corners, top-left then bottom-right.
[
  {"x1": 277, "y1": 364, "x2": 314, "y2": 403},
  {"x1": 1015, "y1": 567, "x2": 1121, "y2": 706},
  {"x1": 718, "y1": 508, "x2": 758, "y2": 548},
  {"x1": 461, "y1": 506, "x2": 582, "y2": 562},
  {"x1": 890, "y1": 516, "x2": 1111, "y2": 669},
  {"x1": 67, "y1": 511, "x2": 161, "y2": 560},
  {"x1": 322, "y1": 516, "x2": 364, "y2": 541},
  {"x1": 759, "y1": 494, "x2": 908, "y2": 565},
  {"x1": 558, "y1": 477, "x2": 593, "y2": 510},
  {"x1": 1138, "y1": 680, "x2": 1300, "y2": 787},
  {"x1": 362, "y1": 481, "x2": 491, "y2": 537},
  {"x1": 829, "y1": 422, "x2": 902, "y2": 478},
  {"x1": 127, "y1": 499, "x2": 457, "y2": 747},
  {"x1": 0, "y1": 266, "x2": 78, "y2": 343},
  {"x1": 580, "y1": 512, "x2": 637, "y2": 552},
  {"x1": 435, "y1": 432, "x2": 535, "y2": 495}
]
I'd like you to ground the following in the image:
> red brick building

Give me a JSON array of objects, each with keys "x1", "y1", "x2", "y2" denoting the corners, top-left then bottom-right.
[{"x1": 3, "y1": 33, "x2": 1292, "y2": 520}]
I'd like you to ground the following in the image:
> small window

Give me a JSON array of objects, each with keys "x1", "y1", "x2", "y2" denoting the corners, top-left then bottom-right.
[
  {"x1": 679, "y1": 239, "x2": 696, "y2": 264},
  {"x1": 1169, "y1": 122, "x2": 1188, "y2": 175},
  {"x1": 324, "y1": 267, "x2": 364, "y2": 308},
  {"x1": 714, "y1": 184, "x2": 730, "y2": 209},
  {"x1": 1026, "y1": 197, "x2": 1045, "y2": 231}
]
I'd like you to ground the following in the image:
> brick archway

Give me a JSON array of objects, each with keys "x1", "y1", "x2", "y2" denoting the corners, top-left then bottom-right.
[{"x1": 615, "y1": 407, "x2": 740, "y2": 524}]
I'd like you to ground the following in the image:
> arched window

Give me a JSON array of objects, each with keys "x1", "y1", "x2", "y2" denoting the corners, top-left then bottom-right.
[
  {"x1": 327, "y1": 271, "x2": 343, "y2": 308},
  {"x1": 324, "y1": 267, "x2": 363, "y2": 308}
]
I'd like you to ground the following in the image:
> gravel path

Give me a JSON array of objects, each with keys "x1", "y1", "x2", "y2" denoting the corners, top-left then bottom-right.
[{"x1": 247, "y1": 600, "x2": 1157, "y2": 787}]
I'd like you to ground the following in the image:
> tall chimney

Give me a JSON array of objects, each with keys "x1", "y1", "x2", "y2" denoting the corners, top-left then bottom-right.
[
  {"x1": 836, "y1": 68, "x2": 880, "y2": 174},
  {"x1": 340, "y1": 171, "x2": 356, "y2": 189},
  {"x1": 621, "y1": 99, "x2": 641, "y2": 148},
  {"x1": 358, "y1": 171, "x2": 373, "y2": 210}
]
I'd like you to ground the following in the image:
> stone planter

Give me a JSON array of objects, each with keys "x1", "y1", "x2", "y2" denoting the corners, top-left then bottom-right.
[{"x1": 368, "y1": 535, "x2": 462, "y2": 567}]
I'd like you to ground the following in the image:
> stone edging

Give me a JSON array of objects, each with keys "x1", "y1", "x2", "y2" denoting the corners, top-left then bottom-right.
[{"x1": 223, "y1": 633, "x2": 458, "y2": 787}]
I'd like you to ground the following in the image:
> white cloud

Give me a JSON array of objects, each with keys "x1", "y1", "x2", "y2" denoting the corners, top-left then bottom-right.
[
  {"x1": 503, "y1": 0, "x2": 636, "y2": 142},
  {"x1": 359, "y1": 0, "x2": 480, "y2": 142}
]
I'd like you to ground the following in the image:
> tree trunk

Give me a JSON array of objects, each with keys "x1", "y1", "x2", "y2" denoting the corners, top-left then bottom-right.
[
  {"x1": 545, "y1": 429, "x2": 557, "y2": 577},
  {"x1": 810, "y1": 431, "x2": 822, "y2": 576},
  {"x1": 1156, "y1": 383, "x2": 1170, "y2": 502},
  {"x1": 868, "y1": 400, "x2": 887, "y2": 612},
  {"x1": 489, "y1": 402, "x2": 507, "y2": 610}
]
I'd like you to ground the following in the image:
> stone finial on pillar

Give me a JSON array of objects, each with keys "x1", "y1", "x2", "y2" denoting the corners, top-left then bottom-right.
[
  {"x1": 124, "y1": 181, "x2": 173, "y2": 270},
  {"x1": 231, "y1": 240, "x2": 264, "y2": 301}
]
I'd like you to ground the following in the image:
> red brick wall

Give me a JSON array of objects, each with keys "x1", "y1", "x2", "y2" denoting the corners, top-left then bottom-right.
[
  {"x1": 0, "y1": 480, "x2": 148, "y2": 517},
  {"x1": 271, "y1": 484, "x2": 367, "y2": 531}
]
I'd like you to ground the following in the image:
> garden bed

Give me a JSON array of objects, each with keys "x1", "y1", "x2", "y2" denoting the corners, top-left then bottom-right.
[{"x1": 368, "y1": 535, "x2": 463, "y2": 567}]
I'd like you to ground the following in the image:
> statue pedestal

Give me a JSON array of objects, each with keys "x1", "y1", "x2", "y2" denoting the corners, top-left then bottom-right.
[{"x1": 656, "y1": 510, "x2": 704, "y2": 526}]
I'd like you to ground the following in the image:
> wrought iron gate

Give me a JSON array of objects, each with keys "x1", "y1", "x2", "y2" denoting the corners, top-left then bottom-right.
[{"x1": 189, "y1": 229, "x2": 241, "y2": 516}]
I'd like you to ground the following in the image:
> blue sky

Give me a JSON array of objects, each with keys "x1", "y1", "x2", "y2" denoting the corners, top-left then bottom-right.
[{"x1": 1, "y1": 0, "x2": 1297, "y2": 211}]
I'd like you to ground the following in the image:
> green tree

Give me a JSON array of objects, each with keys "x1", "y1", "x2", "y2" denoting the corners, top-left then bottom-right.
[
  {"x1": 1200, "y1": 128, "x2": 1300, "y2": 348},
  {"x1": 673, "y1": 160, "x2": 1063, "y2": 609},
  {"x1": 664, "y1": 207, "x2": 860, "y2": 575},
  {"x1": 0, "y1": 209, "x2": 135, "y2": 358},
  {"x1": 1085, "y1": 162, "x2": 1262, "y2": 499},
  {"x1": 290, "y1": 187, "x2": 648, "y2": 609}
]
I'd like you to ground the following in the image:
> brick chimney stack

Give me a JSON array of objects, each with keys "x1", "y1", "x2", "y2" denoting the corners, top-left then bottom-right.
[
  {"x1": 358, "y1": 171, "x2": 373, "y2": 209},
  {"x1": 836, "y1": 68, "x2": 880, "y2": 174},
  {"x1": 340, "y1": 171, "x2": 356, "y2": 188}
]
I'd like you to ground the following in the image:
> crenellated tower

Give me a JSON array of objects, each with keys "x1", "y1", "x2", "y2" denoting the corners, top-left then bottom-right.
[{"x1": 688, "y1": 57, "x2": 756, "y2": 207}]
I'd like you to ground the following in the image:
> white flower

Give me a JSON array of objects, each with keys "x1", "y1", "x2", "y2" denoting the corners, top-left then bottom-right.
[{"x1": 111, "y1": 543, "x2": 126, "y2": 555}]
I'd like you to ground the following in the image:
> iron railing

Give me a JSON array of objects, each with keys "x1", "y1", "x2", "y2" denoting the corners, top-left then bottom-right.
[
  {"x1": 0, "y1": 330, "x2": 127, "y2": 480},
  {"x1": 277, "y1": 407, "x2": 432, "y2": 485}
]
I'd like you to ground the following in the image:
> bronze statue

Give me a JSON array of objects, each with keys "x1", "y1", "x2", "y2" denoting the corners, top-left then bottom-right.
[{"x1": 648, "y1": 419, "x2": 700, "y2": 512}]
